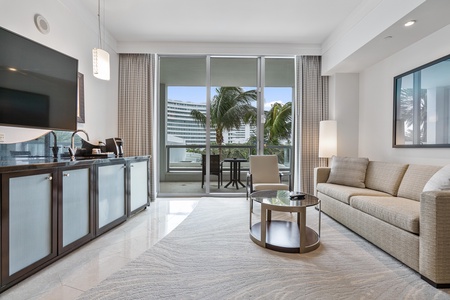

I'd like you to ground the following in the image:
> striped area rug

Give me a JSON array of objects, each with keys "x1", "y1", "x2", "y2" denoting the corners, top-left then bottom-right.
[{"x1": 78, "y1": 198, "x2": 449, "y2": 299}]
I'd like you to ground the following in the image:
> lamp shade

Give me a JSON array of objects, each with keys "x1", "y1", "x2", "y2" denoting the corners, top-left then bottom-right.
[
  {"x1": 319, "y1": 120, "x2": 337, "y2": 158},
  {"x1": 92, "y1": 48, "x2": 110, "y2": 81}
]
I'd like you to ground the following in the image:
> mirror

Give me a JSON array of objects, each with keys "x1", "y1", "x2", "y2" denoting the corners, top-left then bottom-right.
[{"x1": 393, "y1": 54, "x2": 450, "y2": 147}]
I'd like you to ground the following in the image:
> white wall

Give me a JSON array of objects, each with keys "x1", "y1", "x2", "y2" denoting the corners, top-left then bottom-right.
[
  {"x1": 358, "y1": 24, "x2": 450, "y2": 166},
  {"x1": 329, "y1": 73, "x2": 360, "y2": 157},
  {"x1": 321, "y1": 0, "x2": 425, "y2": 75},
  {"x1": 0, "y1": 0, "x2": 119, "y2": 144},
  {"x1": 118, "y1": 41, "x2": 321, "y2": 56}
]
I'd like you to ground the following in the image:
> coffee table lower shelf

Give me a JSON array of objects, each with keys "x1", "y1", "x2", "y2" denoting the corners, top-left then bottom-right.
[{"x1": 250, "y1": 220, "x2": 320, "y2": 253}]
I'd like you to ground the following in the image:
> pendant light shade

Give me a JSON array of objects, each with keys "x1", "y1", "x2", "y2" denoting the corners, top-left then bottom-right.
[
  {"x1": 92, "y1": 0, "x2": 110, "y2": 81},
  {"x1": 93, "y1": 48, "x2": 110, "y2": 80}
]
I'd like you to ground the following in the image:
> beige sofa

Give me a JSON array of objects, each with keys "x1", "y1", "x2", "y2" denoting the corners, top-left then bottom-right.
[{"x1": 314, "y1": 157, "x2": 450, "y2": 288}]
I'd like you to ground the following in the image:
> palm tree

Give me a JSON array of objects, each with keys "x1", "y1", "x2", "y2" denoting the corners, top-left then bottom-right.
[
  {"x1": 264, "y1": 102, "x2": 292, "y2": 145},
  {"x1": 190, "y1": 87, "x2": 257, "y2": 156},
  {"x1": 399, "y1": 88, "x2": 427, "y2": 143}
]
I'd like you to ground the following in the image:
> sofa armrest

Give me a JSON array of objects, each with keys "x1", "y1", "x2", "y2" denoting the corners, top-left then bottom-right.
[
  {"x1": 420, "y1": 190, "x2": 450, "y2": 286},
  {"x1": 313, "y1": 167, "x2": 330, "y2": 196}
]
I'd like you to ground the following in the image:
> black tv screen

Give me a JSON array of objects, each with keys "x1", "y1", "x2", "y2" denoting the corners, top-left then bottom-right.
[{"x1": 0, "y1": 26, "x2": 78, "y2": 131}]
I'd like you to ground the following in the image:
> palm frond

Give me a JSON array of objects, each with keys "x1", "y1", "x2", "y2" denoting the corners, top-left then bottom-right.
[{"x1": 190, "y1": 109, "x2": 207, "y2": 128}]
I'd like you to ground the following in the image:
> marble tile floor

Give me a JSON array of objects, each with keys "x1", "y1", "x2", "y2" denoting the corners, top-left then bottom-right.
[
  {"x1": 0, "y1": 198, "x2": 200, "y2": 300},
  {"x1": 159, "y1": 181, "x2": 247, "y2": 195}
]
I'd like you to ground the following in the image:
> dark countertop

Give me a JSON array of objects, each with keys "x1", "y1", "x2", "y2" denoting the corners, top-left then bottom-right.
[{"x1": 0, "y1": 155, "x2": 150, "y2": 173}]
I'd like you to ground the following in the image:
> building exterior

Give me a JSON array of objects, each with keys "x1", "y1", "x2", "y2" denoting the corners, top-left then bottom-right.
[{"x1": 167, "y1": 99, "x2": 253, "y2": 145}]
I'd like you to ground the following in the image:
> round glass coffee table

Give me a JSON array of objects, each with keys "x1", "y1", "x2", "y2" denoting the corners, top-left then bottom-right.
[{"x1": 249, "y1": 190, "x2": 321, "y2": 253}]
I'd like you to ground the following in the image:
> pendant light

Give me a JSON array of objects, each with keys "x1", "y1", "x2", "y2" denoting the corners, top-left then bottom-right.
[{"x1": 92, "y1": 0, "x2": 110, "y2": 80}]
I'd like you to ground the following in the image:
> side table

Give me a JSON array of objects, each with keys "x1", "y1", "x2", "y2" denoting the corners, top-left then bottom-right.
[{"x1": 249, "y1": 190, "x2": 321, "y2": 253}]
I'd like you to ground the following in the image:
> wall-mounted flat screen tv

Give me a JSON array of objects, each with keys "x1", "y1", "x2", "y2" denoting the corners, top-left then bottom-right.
[{"x1": 0, "y1": 26, "x2": 78, "y2": 131}]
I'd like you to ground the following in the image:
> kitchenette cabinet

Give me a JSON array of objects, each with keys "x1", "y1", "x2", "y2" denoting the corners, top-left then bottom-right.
[
  {"x1": 59, "y1": 165, "x2": 94, "y2": 254},
  {"x1": 0, "y1": 156, "x2": 150, "y2": 292},
  {"x1": 96, "y1": 162, "x2": 127, "y2": 235},
  {"x1": 128, "y1": 158, "x2": 150, "y2": 217},
  {"x1": 1, "y1": 169, "x2": 58, "y2": 285}
]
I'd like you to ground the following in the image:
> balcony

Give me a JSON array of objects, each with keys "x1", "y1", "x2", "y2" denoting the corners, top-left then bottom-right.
[{"x1": 159, "y1": 144, "x2": 292, "y2": 195}]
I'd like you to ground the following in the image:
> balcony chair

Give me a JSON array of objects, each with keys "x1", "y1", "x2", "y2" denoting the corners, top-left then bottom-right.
[
  {"x1": 246, "y1": 155, "x2": 291, "y2": 210},
  {"x1": 201, "y1": 154, "x2": 223, "y2": 188}
]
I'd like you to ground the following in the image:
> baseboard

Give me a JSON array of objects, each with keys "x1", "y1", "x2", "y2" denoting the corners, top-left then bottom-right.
[{"x1": 421, "y1": 275, "x2": 450, "y2": 289}]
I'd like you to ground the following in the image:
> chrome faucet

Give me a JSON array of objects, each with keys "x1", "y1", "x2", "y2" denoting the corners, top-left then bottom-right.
[
  {"x1": 69, "y1": 129, "x2": 90, "y2": 158},
  {"x1": 50, "y1": 131, "x2": 59, "y2": 158}
]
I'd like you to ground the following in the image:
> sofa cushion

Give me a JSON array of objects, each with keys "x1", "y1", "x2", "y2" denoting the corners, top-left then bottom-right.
[
  {"x1": 397, "y1": 165, "x2": 442, "y2": 201},
  {"x1": 326, "y1": 156, "x2": 369, "y2": 188},
  {"x1": 350, "y1": 196, "x2": 420, "y2": 234},
  {"x1": 317, "y1": 183, "x2": 390, "y2": 204},
  {"x1": 364, "y1": 161, "x2": 408, "y2": 196},
  {"x1": 423, "y1": 164, "x2": 450, "y2": 191}
]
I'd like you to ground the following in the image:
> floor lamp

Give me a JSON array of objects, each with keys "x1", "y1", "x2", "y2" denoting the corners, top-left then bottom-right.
[{"x1": 319, "y1": 120, "x2": 337, "y2": 166}]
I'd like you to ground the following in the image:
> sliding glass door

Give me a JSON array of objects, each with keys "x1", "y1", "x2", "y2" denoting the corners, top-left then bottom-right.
[
  {"x1": 157, "y1": 55, "x2": 294, "y2": 196},
  {"x1": 263, "y1": 58, "x2": 295, "y2": 174},
  {"x1": 210, "y1": 57, "x2": 258, "y2": 193},
  {"x1": 158, "y1": 56, "x2": 208, "y2": 195}
]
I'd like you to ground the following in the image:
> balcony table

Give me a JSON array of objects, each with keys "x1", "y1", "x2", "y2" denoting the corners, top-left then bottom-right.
[{"x1": 223, "y1": 158, "x2": 247, "y2": 189}]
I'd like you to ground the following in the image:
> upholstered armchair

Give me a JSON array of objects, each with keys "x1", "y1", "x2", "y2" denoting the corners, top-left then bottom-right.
[{"x1": 246, "y1": 155, "x2": 291, "y2": 201}]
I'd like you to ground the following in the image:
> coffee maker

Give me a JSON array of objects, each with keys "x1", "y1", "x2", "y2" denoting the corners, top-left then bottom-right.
[{"x1": 106, "y1": 138, "x2": 124, "y2": 157}]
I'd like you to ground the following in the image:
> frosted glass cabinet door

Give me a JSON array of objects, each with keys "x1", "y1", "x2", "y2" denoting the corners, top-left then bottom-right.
[
  {"x1": 129, "y1": 161, "x2": 149, "y2": 212},
  {"x1": 62, "y1": 168, "x2": 90, "y2": 247},
  {"x1": 8, "y1": 173, "x2": 54, "y2": 276},
  {"x1": 98, "y1": 164, "x2": 126, "y2": 229}
]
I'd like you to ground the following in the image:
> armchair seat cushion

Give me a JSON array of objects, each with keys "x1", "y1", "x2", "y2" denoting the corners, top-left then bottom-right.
[{"x1": 253, "y1": 183, "x2": 289, "y2": 191}]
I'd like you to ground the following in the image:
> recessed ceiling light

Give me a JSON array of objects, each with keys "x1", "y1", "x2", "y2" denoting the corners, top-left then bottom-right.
[{"x1": 404, "y1": 20, "x2": 416, "y2": 27}]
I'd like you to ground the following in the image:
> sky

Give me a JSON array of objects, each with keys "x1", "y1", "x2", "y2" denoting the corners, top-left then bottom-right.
[{"x1": 168, "y1": 86, "x2": 293, "y2": 110}]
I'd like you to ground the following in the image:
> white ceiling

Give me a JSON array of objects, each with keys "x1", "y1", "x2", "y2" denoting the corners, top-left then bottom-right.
[
  {"x1": 77, "y1": 0, "x2": 450, "y2": 74},
  {"x1": 326, "y1": 0, "x2": 450, "y2": 73},
  {"x1": 79, "y1": 0, "x2": 362, "y2": 44}
]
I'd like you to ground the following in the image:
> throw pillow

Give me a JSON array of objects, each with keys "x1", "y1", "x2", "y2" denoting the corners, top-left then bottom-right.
[
  {"x1": 327, "y1": 156, "x2": 369, "y2": 188},
  {"x1": 423, "y1": 164, "x2": 450, "y2": 191}
]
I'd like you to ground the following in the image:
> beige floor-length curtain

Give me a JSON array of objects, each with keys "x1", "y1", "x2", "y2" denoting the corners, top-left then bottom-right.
[
  {"x1": 295, "y1": 56, "x2": 329, "y2": 194},
  {"x1": 118, "y1": 53, "x2": 154, "y2": 200}
]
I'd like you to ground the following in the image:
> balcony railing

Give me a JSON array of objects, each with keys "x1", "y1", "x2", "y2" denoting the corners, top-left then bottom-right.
[{"x1": 165, "y1": 144, "x2": 292, "y2": 173}]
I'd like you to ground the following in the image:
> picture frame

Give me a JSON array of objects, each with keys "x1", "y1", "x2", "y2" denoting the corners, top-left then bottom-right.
[
  {"x1": 77, "y1": 72, "x2": 85, "y2": 123},
  {"x1": 393, "y1": 53, "x2": 450, "y2": 148}
]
